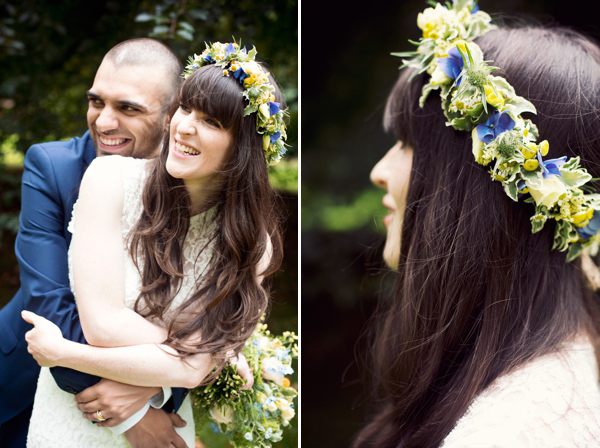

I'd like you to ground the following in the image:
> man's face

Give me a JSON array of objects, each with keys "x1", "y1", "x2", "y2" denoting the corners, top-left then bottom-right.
[{"x1": 86, "y1": 59, "x2": 172, "y2": 158}]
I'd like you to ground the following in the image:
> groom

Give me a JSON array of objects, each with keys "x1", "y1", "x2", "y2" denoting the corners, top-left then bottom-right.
[{"x1": 0, "y1": 38, "x2": 189, "y2": 448}]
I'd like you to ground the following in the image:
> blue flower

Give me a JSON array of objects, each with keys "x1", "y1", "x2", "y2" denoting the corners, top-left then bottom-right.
[
  {"x1": 536, "y1": 151, "x2": 566, "y2": 179},
  {"x1": 209, "y1": 422, "x2": 221, "y2": 434},
  {"x1": 476, "y1": 111, "x2": 515, "y2": 144},
  {"x1": 203, "y1": 55, "x2": 214, "y2": 63},
  {"x1": 225, "y1": 43, "x2": 235, "y2": 56},
  {"x1": 270, "y1": 132, "x2": 282, "y2": 143},
  {"x1": 268, "y1": 102, "x2": 280, "y2": 115},
  {"x1": 577, "y1": 211, "x2": 600, "y2": 240},
  {"x1": 437, "y1": 46, "x2": 464, "y2": 85},
  {"x1": 471, "y1": 4, "x2": 480, "y2": 13},
  {"x1": 233, "y1": 67, "x2": 249, "y2": 84}
]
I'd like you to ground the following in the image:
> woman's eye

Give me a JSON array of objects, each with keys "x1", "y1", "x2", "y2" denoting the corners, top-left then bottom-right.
[
  {"x1": 206, "y1": 118, "x2": 221, "y2": 128},
  {"x1": 179, "y1": 104, "x2": 191, "y2": 113}
]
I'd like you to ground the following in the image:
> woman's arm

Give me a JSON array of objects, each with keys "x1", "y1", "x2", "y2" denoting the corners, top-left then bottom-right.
[
  {"x1": 71, "y1": 158, "x2": 167, "y2": 347},
  {"x1": 23, "y1": 310, "x2": 214, "y2": 388}
]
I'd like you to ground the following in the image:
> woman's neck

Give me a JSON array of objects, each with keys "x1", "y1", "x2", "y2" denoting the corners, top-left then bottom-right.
[{"x1": 184, "y1": 177, "x2": 222, "y2": 216}]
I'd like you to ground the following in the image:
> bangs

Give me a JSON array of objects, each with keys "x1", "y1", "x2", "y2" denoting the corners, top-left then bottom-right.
[
  {"x1": 383, "y1": 68, "x2": 431, "y2": 148},
  {"x1": 179, "y1": 65, "x2": 244, "y2": 130}
]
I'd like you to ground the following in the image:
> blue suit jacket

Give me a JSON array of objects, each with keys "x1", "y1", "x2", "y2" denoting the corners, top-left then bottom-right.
[{"x1": 0, "y1": 132, "x2": 187, "y2": 425}]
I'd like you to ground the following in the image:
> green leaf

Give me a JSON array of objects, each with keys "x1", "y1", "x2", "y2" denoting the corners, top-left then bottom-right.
[
  {"x1": 151, "y1": 25, "x2": 169, "y2": 35},
  {"x1": 567, "y1": 243, "x2": 585, "y2": 262},
  {"x1": 176, "y1": 29, "x2": 194, "y2": 41},
  {"x1": 559, "y1": 169, "x2": 591, "y2": 188},
  {"x1": 188, "y1": 8, "x2": 209, "y2": 20},
  {"x1": 179, "y1": 21, "x2": 195, "y2": 32},
  {"x1": 135, "y1": 12, "x2": 154, "y2": 22}
]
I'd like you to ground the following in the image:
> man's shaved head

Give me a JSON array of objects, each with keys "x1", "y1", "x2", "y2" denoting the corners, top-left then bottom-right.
[{"x1": 104, "y1": 38, "x2": 183, "y2": 112}]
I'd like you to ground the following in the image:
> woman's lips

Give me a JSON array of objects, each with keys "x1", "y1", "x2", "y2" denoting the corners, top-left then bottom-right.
[
  {"x1": 383, "y1": 212, "x2": 394, "y2": 228},
  {"x1": 382, "y1": 195, "x2": 396, "y2": 228}
]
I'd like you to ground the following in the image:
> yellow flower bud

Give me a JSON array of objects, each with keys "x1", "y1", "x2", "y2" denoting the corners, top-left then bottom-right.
[
  {"x1": 521, "y1": 145, "x2": 536, "y2": 159},
  {"x1": 518, "y1": 186, "x2": 530, "y2": 194},
  {"x1": 524, "y1": 159, "x2": 539, "y2": 171},
  {"x1": 587, "y1": 208, "x2": 595, "y2": 219},
  {"x1": 263, "y1": 134, "x2": 271, "y2": 151},
  {"x1": 283, "y1": 377, "x2": 291, "y2": 388},
  {"x1": 222, "y1": 70, "x2": 229, "y2": 77},
  {"x1": 493, "y1": 174, "x2": 504, "y2": 181},
  {"x1": 539, "y1": 140, "x2": 549, "y2": 156},
  {"x1": 572, "y1": 211, "x2": 589, "y2": 224},
  {"x1": 524, "y1": 128, "x2": 529, "y2": 137}
]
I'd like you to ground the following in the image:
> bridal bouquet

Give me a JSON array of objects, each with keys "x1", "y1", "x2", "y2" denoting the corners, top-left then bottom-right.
[{"x1": 192, "y1": 322, "x2": 298, "y2": 447}]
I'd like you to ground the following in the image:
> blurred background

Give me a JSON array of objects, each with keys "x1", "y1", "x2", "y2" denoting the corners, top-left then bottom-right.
[
  {"x1": 302, "y1": 0, "x2": 600, "y2": 446},
  {"x1": 0, "y1": 1, "x2": 297, "y2": 447}
]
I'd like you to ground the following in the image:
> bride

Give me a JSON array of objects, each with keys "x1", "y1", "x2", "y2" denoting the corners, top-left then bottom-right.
[
  {"x1": 354, "y1": 2, "x2": 600, "y2": 447},
  {"x1": 22, "y1": 41, "x2": 286, "y2": 448}
]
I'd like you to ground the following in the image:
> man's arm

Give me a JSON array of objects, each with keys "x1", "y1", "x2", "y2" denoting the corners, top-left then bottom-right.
[{"x1": 17, "y1": 144, "x2": 85, "y2": 341}]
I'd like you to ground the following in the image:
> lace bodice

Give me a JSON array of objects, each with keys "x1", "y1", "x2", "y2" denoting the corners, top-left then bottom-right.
[
  {"x1": 442, "y1": 338, "x2": 600, "y2": 447},
  {"x1": 67, "y1": 155, "x2": 217, "y2": 324}
]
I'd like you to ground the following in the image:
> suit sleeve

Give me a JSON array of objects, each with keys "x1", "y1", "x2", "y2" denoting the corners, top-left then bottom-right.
[
  {"x1": 17, "y1": 144, "x2": 85, "y2": 342},
  {"x1": 17, "y1": 144, "x2": 100, "y2": 392}
]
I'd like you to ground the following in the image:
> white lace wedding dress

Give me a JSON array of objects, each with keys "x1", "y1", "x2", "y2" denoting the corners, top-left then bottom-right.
[
  {"x1": 442, "y1": 337, "x2": 600, "y2": 447},
  {"x1": 27, "y1": 156, "x2": 217, "y2": 448}
]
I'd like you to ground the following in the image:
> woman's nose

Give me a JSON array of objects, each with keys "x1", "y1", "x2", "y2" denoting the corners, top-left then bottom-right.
[
  {"x1": 177, "y1": 114, "x2": 195, "y2": 135},
  {"x1": 370, "y1": 153, "x2": 389, "y2": 189}
]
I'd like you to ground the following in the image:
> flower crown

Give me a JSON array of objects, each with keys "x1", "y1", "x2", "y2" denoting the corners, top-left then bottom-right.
[
  {"x1": 394, "y1": 0, "x2": 600, "y2": 261},
  {"x1": 183, "y1": 41, "x2": 288, "y2": 166}
]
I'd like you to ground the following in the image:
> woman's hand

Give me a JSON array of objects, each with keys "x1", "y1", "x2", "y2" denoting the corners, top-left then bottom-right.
[
  {"x1": 22, "y1": 310, "x2": 69, "y2": 367},
  {"x1": 230, "y1": 352, "x2": 254, "y2": 390}
]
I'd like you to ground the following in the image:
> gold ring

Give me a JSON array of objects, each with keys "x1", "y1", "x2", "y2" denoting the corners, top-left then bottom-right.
[{"x1": 95, "y1": 410, "x2": 106, "y2": 422}]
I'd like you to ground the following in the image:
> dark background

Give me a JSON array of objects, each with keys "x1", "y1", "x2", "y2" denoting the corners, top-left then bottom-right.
[
  {"x1": 301, "y1": 0, "x2": 600, "y2": 446},
  {"x1": 0, "y1": 1, "x2": 297, "y2": 446}
]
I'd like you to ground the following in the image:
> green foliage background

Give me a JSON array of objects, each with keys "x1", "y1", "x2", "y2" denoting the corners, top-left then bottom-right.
[{"x1": 0, "y1": 1, "x2": 297, "y2": 447}]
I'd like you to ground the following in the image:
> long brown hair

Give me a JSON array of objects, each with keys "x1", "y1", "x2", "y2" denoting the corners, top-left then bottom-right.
[
  {"x1": 129, "y1": 64, "x2": 284, "y2": 377},
  {"x1": 354, "y1": 26, "x2": 600, "y2": 448}
]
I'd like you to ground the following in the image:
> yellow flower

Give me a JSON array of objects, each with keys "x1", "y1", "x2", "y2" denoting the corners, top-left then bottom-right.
[
  {"x1": 283, "y1": 377, "x2": 291, "y2": 388},
  {"x1": 484, "y1": 84, "x2": 504, "y2": 108},
  {"x1": 524, "y1": 159, "x2": 539, "y2": 171},
  {"x1": 572, "y1": 211, "x2": 589, "y2": 225},
  {"x1": 520, "y1": 145, "x2": 536, "y2": 159},
  {"x1": 222, "y1": 70, "x2": 229, "y2": 77},
  {"x1": 539, "y1": 140, "x2": 549, "y2": 156}
]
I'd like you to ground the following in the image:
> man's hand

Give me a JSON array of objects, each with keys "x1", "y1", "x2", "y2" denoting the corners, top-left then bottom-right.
[
  {"x1": 75, "y1": 378, "x2": 161, "y2": 427},
  {"x1": 125, "y1": 407, "x2": 188, "y2": 448}
]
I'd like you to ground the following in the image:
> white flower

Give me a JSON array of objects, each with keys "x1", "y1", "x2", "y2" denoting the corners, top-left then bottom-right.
[
  {"x1": 259, "y1": 103, "x2": 271, "y2": 119},
  {"x1": 527, "y1": 176, "x2": 567, "y2": 208},
  {"x1": 209, "y1": 404, "x2": 234, "y2": 424},
  {"x1": 430, "y1": 65, "x2": 451, "y2": 86},
  {"x1": 262, "y1": 357, "x2": 284, "y2": 386},
  {"x1": 244, "y1": 432, "x2": 253, "y2": 441}
]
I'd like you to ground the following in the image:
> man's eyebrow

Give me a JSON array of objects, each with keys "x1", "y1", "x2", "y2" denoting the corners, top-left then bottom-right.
[{"x1": 85, "y1": 91, "x2": 148, "y2": 111}]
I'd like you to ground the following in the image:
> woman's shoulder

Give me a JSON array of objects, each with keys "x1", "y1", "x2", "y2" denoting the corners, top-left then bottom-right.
[
  {"x1": 442, "y1": 339, "x2": 600, "y2": 447},
  {"x1": 88, "y1": 154, "x2": 152, "y2": 172}
]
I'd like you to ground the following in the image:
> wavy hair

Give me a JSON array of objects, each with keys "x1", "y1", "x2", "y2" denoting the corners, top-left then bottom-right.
[
  {"x1": 353, "y1": 26, "x2": 600, "y2": 448},
  {"x1": 129, "y1": 64, "x2": 284, "y2": 379}
]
